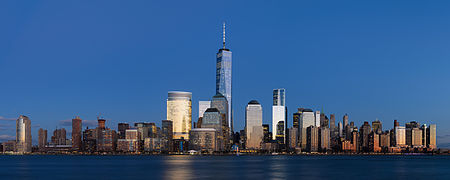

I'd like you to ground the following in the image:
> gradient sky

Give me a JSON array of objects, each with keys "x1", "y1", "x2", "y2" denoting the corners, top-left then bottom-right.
[{"x1": 1, "y1": 0, "x2": 450, "y2": 146}]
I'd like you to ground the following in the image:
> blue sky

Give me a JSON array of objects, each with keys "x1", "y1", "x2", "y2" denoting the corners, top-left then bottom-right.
[{"x1": 1, "y1": 0, "x2": 450, "y2": 146}]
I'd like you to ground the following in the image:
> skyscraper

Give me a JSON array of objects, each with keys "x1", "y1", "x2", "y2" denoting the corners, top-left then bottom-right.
[
  {"x1": 411, "y1": 128, "x2": 423, "y2": 147},
  {"x1": 16, "y1": 115, "x2": 32, "y2": 153},
  {"x1": 306, "y1": 126, "x2": 319, "y2": 152},
  {"x1": 211, "y1": 93, "x2": 228, "y2": 125},
  {"x1": 262, "y1": 124, "x2": 270, "y2": 143},
  {"x1": 299, "y1": 109, "x2": 315, "y2": 149},
  {"x1": 51, "y1": 128, "x2": 67, "y2": 145},
  {"x1": 72, "y1": 116, "x2": 82, "y2": 150},
  {"x1": 134, "y1": 122, "x2": 154, "y2": 140},
  {"x1": 359, "y1": 122, "x2": 371, "y2": 152},
  {"x1": 395, "y1": 126, "x2": 406, "y2": 146},
  {"x1": 343, "y1": 114, "x2": 349, "y2": 127},
  {"x1": 427, "y1": 124, "x2": 436, "y2": 149},
  {"x1": 315, "y1": 111, "x2": 321, "y2": 127},
  {"x1": 202, "y1": 108, "x2": 226, "y2": 151},
  {"x1": 319, "y1": 127, "x2": 330, "y2": 152},
  {"x1": 293, "y1": 108, "x2": 303, "y2": 128},
  {"x1": 330, "y1": 114, "x2": 336, "y2": 129},
  {"x1": 38, "y1": 128, "x2": 47, "y2": 150},
  {"x1": 245, "y1": 100, "x2": 263, "y2": 149},
  {"x1": 216, "y1": 22, "x2": 233, "y2": 132},
  {"x1": 161, "y1": 120, "x2": 173, "y2": 152},
  {"x1": 198, "y1": 101, "x2": 211, "y2": 118},
  {"x1": 272, "y1": 88, "x2": 286, "y2": 142},
  {"x1": 167, "y1": 91, "x2": 192, "y2": 140},
  {"x1": 118, "y1": 123, "x2": 130, "y2": 139},
  {"x1": 406, "y1": 121, "x2": 420, "y2": 146},
  {"x1": 372, "y1": 120, "x2": 382, "y2": 134}
]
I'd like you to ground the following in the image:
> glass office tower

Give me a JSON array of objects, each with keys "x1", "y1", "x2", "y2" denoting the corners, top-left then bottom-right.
[
  {"x1": 245, "y1": 100, "x2": 263, "y2": 149},
  {"x1": 167, "y1": 91, "x2": 192, "y2": 140},
  {"x1": 272, "y1": 88, "x2": 286, "y2": 142},
  {"x1": 216, "y1": 23, "x2": 233, "y2": 132}
]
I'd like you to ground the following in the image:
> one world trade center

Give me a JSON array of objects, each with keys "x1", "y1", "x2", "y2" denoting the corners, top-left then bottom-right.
[{"x1": 216, "y1": 22, "x2": 233, "y2": 132}]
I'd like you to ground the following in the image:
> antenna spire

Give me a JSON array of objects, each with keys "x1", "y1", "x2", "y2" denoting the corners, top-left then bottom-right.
[{"x1": 222, "y1": 22, "x2": 226, "y2": 49}]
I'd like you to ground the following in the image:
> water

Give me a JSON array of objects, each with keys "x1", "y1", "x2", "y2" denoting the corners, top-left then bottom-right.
[{"x1": 0, "y1": 155, "x2": 449, "y2": 179}]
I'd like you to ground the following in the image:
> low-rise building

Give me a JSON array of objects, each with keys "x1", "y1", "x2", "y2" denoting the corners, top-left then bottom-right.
[{"x1": 189, "y1": 128, "x2": 216, "y2": 153}]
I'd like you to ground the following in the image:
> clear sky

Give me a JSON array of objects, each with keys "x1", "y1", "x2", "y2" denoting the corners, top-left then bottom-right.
[{"x1": 1, "y1": 0, "x2": 450, "y2": 146}]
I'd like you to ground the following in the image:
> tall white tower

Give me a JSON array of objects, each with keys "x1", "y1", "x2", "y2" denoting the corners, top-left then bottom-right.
[{"x1": 272, "y1": 88, "x2": 286, "y2": 141}]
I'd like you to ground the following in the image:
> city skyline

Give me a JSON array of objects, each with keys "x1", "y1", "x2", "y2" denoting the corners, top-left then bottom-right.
[{"x1": 1, "y1": 1, "x2": 450, "y2": 148}]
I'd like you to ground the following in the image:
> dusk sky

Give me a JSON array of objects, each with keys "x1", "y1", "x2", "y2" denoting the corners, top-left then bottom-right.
[{"x1": 1, "y1": 0, "x2": 450, "y2": 146}]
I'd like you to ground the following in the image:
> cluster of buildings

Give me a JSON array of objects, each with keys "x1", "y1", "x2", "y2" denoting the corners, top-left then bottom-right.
[{"x1": 0, "y1": 24, "x2": 438, "y2": 154}]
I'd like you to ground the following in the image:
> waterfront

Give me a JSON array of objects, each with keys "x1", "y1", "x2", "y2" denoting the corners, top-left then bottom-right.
[{"x1": 0, "y1": 155, "x2": 449, "y2": 179}]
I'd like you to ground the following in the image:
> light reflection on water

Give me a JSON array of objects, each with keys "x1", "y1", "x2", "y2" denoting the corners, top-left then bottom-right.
[
  {"x1": 163, "y1": 156, "x2": 194, "y2": 180},
  {"x1": 269, "y1": 156, "x2": 287, "y2": 180}
]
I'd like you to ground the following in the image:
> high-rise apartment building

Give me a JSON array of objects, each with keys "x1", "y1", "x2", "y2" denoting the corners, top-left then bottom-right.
[
  {"x1": 216, "y1": 23, "x2": 233, "y2": 132},
  {"x1": 161, "y1": 120, "x2": 173, "y2": 152},
  {"x1": 51, "y1": 128, "x2": 66, "y2": 145},
  {"x1": 411, "y1": 128, "x2": 422, "y2": 147},
  {"x1": 167, "y1": 91, "x2": 192, "y2": 140},
  {"x1": 427, "y1": 124, "x2": 436, "y2": 149},
  {"x1": 319, "y1": 127, "x2": 330, "y2": 151},
  {"x1": 421, "y1": 124, "x2": 427, "y2": 146},
  {"x1": 16, "y1": 115, "x2": 32, "y2": 153},
  {"x1": 38, "y1": 128, "x2": 47, "y2": 150},
  {"x1": 245, "y1": 100, "x2": 263, "y2": 149},
  {"x1": 379, "y1": 131, "x2": 390, "y2": 149},
  {"x1": 395, "y1": 126, "x2": 406, "y2": 146},
  {"x1": 72, "y1": 116, "x2": 82, "y2": 150},
  {"x1": 118, "y1": 123, "x2": 130, "y2": 139},
  {"x1": 134, "y1": 122, "x2": 153, "y2": 140},
  {"x1": 369, "y1": 132, "x2": 381, "y2": 152},
  {"x1": 406, "y1": 121, "x2": 420, "y2": 146}
]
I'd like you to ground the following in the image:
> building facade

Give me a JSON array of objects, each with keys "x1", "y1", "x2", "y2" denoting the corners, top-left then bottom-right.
[
  {"x1": 38, "y1": 128, "x2": 47, "y2": 151},
  {"x1": 189, "y1": 128, "x2": 217, "y2": 153},
  {"x1": 198, "y1": 101, "x2": 211, "y2": 118},
  {"x1": 306, "y1": 126, "x2": 319, "y2": 152},
  {"x1": 272, "y1": 89, "x2": 286, "y2": 143},
  {"x1": 245, "y1": 100, "x2": 263, "y2": 149},
  {"x1": 395, "y1": 126, "x2": 406, "y2": 146},
  {"x1": 299, "y1": 109, "x2": 315, "y2": 149},
  {"x1": 16, "y1": 115, "x2": 32, "y2": 153},
  {"x1": 72, "y1": 116, "x2": 82, "y2": 150},
  {"x1": 51, "y1": 128, "x2": 66, "y2": 145},
  {"x1": 161, "y1": 120, "x2": 173, "y2": 152},
  {"x1": 167, "y1": 91, "x2": 192, "y2": 140}
]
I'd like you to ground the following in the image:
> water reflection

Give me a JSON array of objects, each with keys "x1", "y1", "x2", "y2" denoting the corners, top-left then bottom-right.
[
  {"x1": 163, "y1": 156, "x2": 194, "y2": 180},
  {"x1": 269, "y1": 156, "x2": 287, "y2": 180}
]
